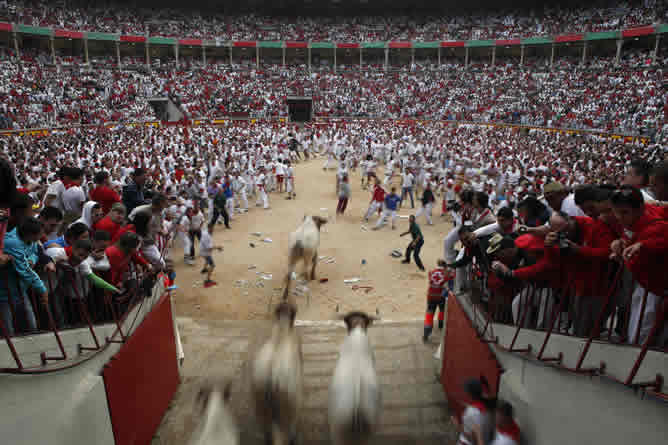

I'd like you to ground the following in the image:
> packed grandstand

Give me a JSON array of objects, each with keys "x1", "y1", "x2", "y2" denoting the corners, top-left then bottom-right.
[
  {"x1": 1, "y1": 2, "x2": 667, "y2": 444},
  {"x1": 0, "y1": 0, "x2": 665, "y2": 139}
]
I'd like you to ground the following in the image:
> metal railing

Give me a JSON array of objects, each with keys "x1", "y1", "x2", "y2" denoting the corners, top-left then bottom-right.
[
  {"x1": 461, "y1": 260, "x2": 666, "y2": 398},
  {"x1": 0, "y1": 232, "x2": 171, "y2": 373}
]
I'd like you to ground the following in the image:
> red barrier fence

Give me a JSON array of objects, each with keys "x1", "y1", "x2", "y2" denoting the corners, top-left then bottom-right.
[
  {"x1": 103, "y1": 292, "x2": 179, "y2": 445},
  {"x1": 441, "y1": 292, "x2": 502, "y2": 416}
]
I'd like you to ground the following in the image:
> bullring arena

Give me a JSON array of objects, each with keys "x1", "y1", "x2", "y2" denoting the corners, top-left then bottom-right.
[{"x1": 155, "y1": 155, "x2": 455, "y2": 444}]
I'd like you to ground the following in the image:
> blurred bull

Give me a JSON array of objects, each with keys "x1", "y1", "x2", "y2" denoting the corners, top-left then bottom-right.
[
  {"x1": 251, "y1": 302, "x2": 304, "y2": 445},
  {"x1": 328, "y1": 312, "x2": 382, "y2": 445},
  {"x1": 188, "y1": 382, "x2": 240, "y2": 445}
]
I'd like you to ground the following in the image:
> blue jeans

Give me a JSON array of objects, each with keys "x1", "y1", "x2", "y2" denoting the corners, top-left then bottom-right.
[
  {"x1": 1, "y1": 295, "x2": 38, "y2": 336},
  {"x1": 401, "y1": 187, "x2": 414, "y2": 208}
]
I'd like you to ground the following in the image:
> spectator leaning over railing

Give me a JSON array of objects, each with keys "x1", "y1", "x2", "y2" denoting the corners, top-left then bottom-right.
[
  {"x1": 609, "y1": 186, "x2": 668, "y2": 346},
  {"x1": 0, "y1": 217, "x2": 47, "y2": 335}
]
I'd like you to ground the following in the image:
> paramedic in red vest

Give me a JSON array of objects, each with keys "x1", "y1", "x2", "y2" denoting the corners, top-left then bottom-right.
[
  {"x1": 609, "y1": 185, "x2": 668, "y2": 346},
  {"x1": 423, "y1": 259, "x2": 455, "y2": 343}
]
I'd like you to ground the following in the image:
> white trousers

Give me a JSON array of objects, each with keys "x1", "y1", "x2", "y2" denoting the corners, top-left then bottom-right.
[
  {"x1": 324, "y1": 154, "x2": 334, "y2": 170},
  {"x1": 286, "y1": 177, "x2": 293, "y2": 193},
  {"x1": 364, "y1": 201, "x2": 382, "y2": 220},
  {"x1": 374, "y1": 209, "x2": 397, "y2": 229},
  {"x1": 512, "y1": 287, "x2": 555, "y2": 329},
  {"x1": 627, "y1": 284, "x2": 665, "y2": 345},
  {"x1": 180, "y1": 232, "x2": 191, "y2": 257},
  {"x1": 256, "y1": 188, "x2": 269, "y2": 208},
  {"x1": 415, "y1": 202, "x2": 433, "y2": 225},
  {"x1": 226, "y1": 197, "x2": 235, "y2": 218},
  {"x1": 237, "y1": 191, "x2": 248, "y2": 210}
]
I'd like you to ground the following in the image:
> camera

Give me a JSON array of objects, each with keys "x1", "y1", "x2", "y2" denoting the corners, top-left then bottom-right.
[{"x1": 557, "y1": 232, "x2": 571, "y2": 252}]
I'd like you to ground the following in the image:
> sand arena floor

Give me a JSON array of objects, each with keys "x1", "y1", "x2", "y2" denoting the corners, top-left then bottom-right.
[{"x1": 170, "y1": 156, "x2": 454, "y2": 322}]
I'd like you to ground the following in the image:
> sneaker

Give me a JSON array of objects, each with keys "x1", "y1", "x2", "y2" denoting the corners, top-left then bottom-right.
[
  {"x1": 422, "y1": 335, "x2": 429, "y2": 343},
  {"x1": 185, "y1": 258, "x2": 195, "y2": 266},
  {"x1": 203, "y1": 280, "x2": 217, "y2": 288},
  {"x1": 401, "y1": 260, "x2": 410, "y2": 264},
  {"x1": 418, "y1": 266, "x2": 426, "y2": 272},
  {"x1": 200, "y1": 268, "x2": 208, "y2": 274}
]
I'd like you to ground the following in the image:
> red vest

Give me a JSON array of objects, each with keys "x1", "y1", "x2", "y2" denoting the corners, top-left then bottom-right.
[{"x1": 427, "y1": 267, "x2": 454, "y2": 300}]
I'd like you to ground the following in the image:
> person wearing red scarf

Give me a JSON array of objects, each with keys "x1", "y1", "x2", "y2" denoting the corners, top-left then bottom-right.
[{"x1": 472, "y1": 401, "x2": 522, "y2": 445}]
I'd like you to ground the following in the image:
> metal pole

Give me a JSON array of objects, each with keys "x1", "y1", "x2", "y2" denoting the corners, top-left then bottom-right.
[
  {"x1": 282, "y1": 45, "x2": 286, "y2": 66},
  {"x1": 384, "y1": 47, "x2": 388, "y2": 71},
  {"x1": 615, "y1": 39, "x2": 622, "y2": 66},
  {"x1": 174, "y1": 43, "x2": 179, "y2": 68},
  {"x1": 653, "y1": 34, "x2": 660, "y2": 65},
  {"x1": 256, "y1": 46, "x2": 259, "y2": 69},
  {"x1": 308, "y1": 45, "x2": 311, "y2": 72},
  {"x1": 203, "y1": 45, "x2": 206, "y2": 65},
  {"x1": 411, "y1": 47, "x2": 415, "y2": 66},
  {"x1": 84, "y1": 38, "x2": 89, "y2": 65},
  {"x1": 50, "y1": 36, "x2": 56, "y2": 64},
  {"x1": 229, "y1": 44, "x2": 232, "y2": 65},
  {"x1": 438, "y1": 46, "x2": 441, "y2": 66},
  {"x1": 116, "y1": 41, "x2": 121, "y2": 68},
  {"x1": 465, "y1": 47, "x2": 469, "y2": 68},
  {"x1": 520, "y1": 45, "x2": 524, "y2": 66},
  {"x1": 491, "y1": 46, "x2": 495, "y2": 66},
  {"x1": 550, "y1": 43, "x2": 555, "y2": 67},
  {"x1": 333, "y1": 44, "x2": 337, "y2": 73},
  {"x1": 581, "y1": 41, "x2": 587, "y2": 65},
  {"x1": 13, "y1": 31, "x2": 20, "y2": 61},
  {"x1": 360, "y1": 47, "x2": 363, "y2": 69},
  {"x1": 145, "y1": 40, "x2": 149, "y2": 67}
]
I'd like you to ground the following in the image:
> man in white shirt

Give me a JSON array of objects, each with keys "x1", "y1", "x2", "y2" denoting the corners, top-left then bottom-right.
[
  {"x1": 543, "y1": 181, "x2": 585, "y2": 217},
  {"x1": 400, "y1": 170, "x2": 415, "y2": 209},
  {"x1": 62, "y1": 168, "x2": 86, "y2": 224},
  {"x1": 255, "y1": 168, "x2": 269, "y2": 209}
]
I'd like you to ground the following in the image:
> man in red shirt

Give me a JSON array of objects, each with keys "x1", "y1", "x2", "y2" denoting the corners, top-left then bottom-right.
[
  {"x1": 363, "y1": 178, "x2": 385, "y2": 222},
  {"x1": 610, "y1": 186, "x2": 668, "y2": 346},
  {"x1": 105, "y1": 232, "x2": 151, "y2": 288},
  {"x1": 90, "y1": 171, "x2": 121, "y2": 215},
  {"x1": 94, "y1": 203, "x2": 126, "y2": 242}
]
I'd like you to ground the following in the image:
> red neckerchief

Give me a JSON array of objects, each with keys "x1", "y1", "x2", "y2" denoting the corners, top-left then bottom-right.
[
  {"x1": 497, "y1": 420, "x2": 521, "y2": 442},
  {"x1": 63, "y1": 180, "x2": 77, "y2": 189}
]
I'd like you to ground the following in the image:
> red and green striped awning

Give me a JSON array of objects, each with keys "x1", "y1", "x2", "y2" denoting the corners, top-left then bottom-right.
[
  {"x1": 554, "y1": 34, "x2": 584, "y2": 43},
  {"x1": 496, "y1": 39, "x2": 521, "y2": 46},
  {"x1": 120, "y1": 35, "x2": 146, "y2": 43},
  {"x1": 3, "y1": 22, "x2": 668, "y2": 48},
  {"x1": 234, "y1": 41, "x2": 256, "y2": 47},
  {"x1": 179, "y1": 39, "x2": 202, "y2": 46},
  {"x1": 622, "y1": 26, "x2": 655, "y2": 38},
  {"x1": 55, "y1": 29, "x2": 83, "y2": 39},
  {"x1": 148, "y1": 36, "x2": 176, "y2": 45},
  {"x1": 388, "y1": 41, "x2": 411, "y2": 49},
  {"x1": 441, "y1": 41, "x2": 466, "y2": 47}
]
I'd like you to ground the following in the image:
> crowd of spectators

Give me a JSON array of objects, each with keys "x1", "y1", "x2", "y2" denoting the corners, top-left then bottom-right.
[
  {"x1": 1, "y1": 1, "x2": 664, "y2": 41},
  {"x1": 0, "y1": 47, "x2": 666, "y2": 138},
  {"x1": 0, "y1": 119, "x2": 665, "y2": 341}
]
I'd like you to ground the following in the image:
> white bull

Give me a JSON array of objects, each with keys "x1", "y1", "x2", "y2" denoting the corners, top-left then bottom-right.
[
  {"x1": 329, "y1": 312, "x2": 382, "y2": 445},
  {"x1": 251, "y1": 302, "x2": 304, "y2": 445},
  {"x1": 283, "y1": 215, "x2": 327, "y2": 300},
  {"x1": 188, "y1": 382, "x2": 240, "y2": 445}
]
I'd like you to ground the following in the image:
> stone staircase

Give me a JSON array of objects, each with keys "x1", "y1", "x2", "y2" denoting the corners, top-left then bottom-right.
[{"x1": 153, "y1": 318, "x2": 457, "y2": 444}]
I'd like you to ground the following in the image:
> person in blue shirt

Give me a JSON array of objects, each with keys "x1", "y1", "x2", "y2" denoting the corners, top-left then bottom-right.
[
  {"x1": 372, "y1": 187, "x2": 401, "y2": 230},
  {"x1": 1, "y1": 218, "x2": 47, "y2": 335}
]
